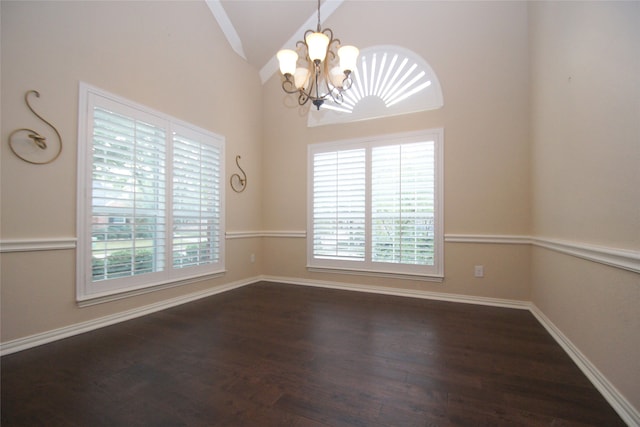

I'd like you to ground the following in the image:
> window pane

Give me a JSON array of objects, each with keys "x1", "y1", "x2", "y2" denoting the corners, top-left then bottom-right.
[
  {"x1": 371, "y1": 141, "x2": 435, "y2": 265},
  {"x1": 91, "y1": 107, "x2": 166, "y2": 282},
  {"x1": 313, "y1": 149, "x2": 366, "y2": 260},
  {"x1": 172, "y1": 133, "x2": 222, "y2": 269}
]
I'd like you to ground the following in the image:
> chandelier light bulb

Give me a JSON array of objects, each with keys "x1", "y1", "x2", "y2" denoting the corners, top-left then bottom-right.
[
  {"x1": 305, "y1": 32, "x2": 330, "y2": 63},
  {"x1": 277, "y1": 49, "x2": 298, "y2": 76},
  {"x1": 294, "y1": 67, "x2": 311, "y2": 89},
  {"x1": 338, "y1": 45, "x2": 359, "y2": 73},
  {"x1": 329, "y1": 66, "x2": 345, "y2": 88}
]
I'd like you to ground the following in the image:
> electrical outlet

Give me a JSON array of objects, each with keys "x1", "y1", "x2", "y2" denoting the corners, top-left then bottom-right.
[
  {"x1": 474, "y1": 265, "x2": 484, "y2": 278},
  {"x1": 250, "y1": 253, "x2": 256, "y2": 263}
]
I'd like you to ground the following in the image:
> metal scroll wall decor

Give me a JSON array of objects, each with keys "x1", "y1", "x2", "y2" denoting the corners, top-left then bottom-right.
[
  {"x1": 230, "y1": 155, "x2": 247, "y2": 193},
  {"x1": 8, "y1": 90, "x2": 63, "y2": 165}
]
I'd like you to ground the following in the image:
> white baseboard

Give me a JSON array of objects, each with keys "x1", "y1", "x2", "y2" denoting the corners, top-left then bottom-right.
[
  {"x1": 261, "y1": 275, "x2": 530, "y2": 310},
  {"x1": 0, "y1": 277, "x2": 258, "y2": 356},
  {"x1": 529, "y1": 304, "x2": 639, "y2": 427}
]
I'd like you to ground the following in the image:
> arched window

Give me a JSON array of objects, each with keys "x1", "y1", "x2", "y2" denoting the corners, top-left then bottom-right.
[{"x1": 308, "y1": 45, "x2": 443, "y2": 127}]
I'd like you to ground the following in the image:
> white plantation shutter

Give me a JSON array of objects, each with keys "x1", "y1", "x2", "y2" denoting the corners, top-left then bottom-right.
[
  {"x1": 313, "y1": 149, "x2": 366, "y2": 260},
  {"x1": 91, "y1": 107, "x2": 167, "y2": 281},
  {"x1": 77, "y1": 83, "x2": 225, "y2": 301},
  {"x1": 172, "y1": 130, "x2": 222, "y2": 269},
  {"x1": 308, "y1": 130, "x2": 443, "y2": 278},
  {"x1": 371, "y1": 142, "x2": 435, "y2": 265}
]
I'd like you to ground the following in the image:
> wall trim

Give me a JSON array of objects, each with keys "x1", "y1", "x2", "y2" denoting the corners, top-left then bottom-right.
[
  {"x1": 225, "y1": 231, "x2": 263, "y2": 239},
  {"x1": 443, "y1": 234, "x2": 639, "y2": 274},
  {"x1": 529, "y1": 304, "x2": 640, "y2": 427},
  {"x1": 0, "y1": 277, "x2": 258, "y2": 357},
  {"x1": 531, "y1": 237, "x2": 640, "y2": 274},
  {"x1": 261, "y1": 230, "x2": 307, "y2": 238},
  {"x1": 0, "y1": 231, "x2": 307, "y2": 251},
  {"x1": 2, "y1": 233, "x2": 637, "y2": 274},
  {"x1": 261, "y1": 275, "x2": 529, "y2": 310},
  {"x1": 0, "y1": 238, "x2": 77, "y2": 253},
  {"x1": 444, "y1": 234, "x2": 531, "y2": 245}
]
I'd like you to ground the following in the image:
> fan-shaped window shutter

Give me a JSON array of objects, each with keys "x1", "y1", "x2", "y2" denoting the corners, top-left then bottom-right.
[{"x1": 308, "y1": 45, "x2": 443, "y2": 127}]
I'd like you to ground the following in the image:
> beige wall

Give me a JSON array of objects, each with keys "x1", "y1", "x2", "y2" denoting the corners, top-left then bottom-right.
[
  {"x1": 1, "y1": 1, "x2": 263, "y2": 341},
  {"x1": 262, "y1": 1, "x2": 532, "y2": 300},
  {"x1": 529, "y1": 1, "x2": 640, "y2": 410}
]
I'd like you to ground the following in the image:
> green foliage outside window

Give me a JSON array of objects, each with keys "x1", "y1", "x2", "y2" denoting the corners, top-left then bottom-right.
[{"x1": 92, "y1": 249, "x2": 153, "y2": 281}]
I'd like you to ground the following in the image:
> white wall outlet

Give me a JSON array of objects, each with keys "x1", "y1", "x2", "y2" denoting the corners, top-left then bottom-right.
[
  {"x1": 250, "y1": 253, "x2": 256, "y2": 263},
  {"x1": 474, "y1": 265, "x2": 484, "y2": 278}
]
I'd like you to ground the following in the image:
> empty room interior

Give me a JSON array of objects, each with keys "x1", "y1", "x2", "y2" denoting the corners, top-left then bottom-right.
[{"x1": 1, "y1": 1, "x2": 638, "y2": 425}]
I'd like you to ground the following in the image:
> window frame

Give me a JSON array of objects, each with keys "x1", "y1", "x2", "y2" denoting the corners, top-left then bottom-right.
[
  {"x1": 307, "y1": 129, "x2": 444, "y2": 281},
  {"x1": 76, "y1": 83, "x2": 225, "y2": 303}
]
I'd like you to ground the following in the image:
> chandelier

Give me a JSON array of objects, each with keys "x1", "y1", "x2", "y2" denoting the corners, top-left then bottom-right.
[{"x1": 276, "y1": 0, "x2": 359, "y2": 110}]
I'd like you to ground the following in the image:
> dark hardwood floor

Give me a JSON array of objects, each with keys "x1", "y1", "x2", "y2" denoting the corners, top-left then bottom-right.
[{"x1": 1, "y1": 282, "x2": 626, "y2": 426}]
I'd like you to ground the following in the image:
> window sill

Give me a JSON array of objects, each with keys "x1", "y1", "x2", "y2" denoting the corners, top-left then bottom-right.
[
  {"x1": 307, "y1": 266, "x2": 444, "y2": 283},
  {"x1": 77, "y1": 270, "x2": 226, "y2": 307}
]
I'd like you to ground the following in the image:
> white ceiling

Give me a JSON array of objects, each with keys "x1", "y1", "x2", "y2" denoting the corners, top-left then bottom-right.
[{"x1": 206, "y1": 0, "x2": 344, "y2": 83}]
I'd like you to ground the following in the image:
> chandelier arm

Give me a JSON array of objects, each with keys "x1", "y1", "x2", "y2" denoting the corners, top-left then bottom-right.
[
  {"x1": 303, "y1": 29, "x2": 315, "y2": 41},
  {"x1": 298, "y1": 92, "x2": 309, "y2": 106},
  {"x1": 296, "y1": 74, "x2": 316, "y2": 106},
  {"x1": 342, "y1": 73, "x2": 354, "y2": 91},
  {"x1": 323, "y1": 77, "x2": 343, "y2": 105},
  {"x1": 324, "y1": 78, "x2": 337, "y2": 103},
  {"x1": 322, "y1": 28, "x2": 335, "y2": 42},
  {"x1": 314, "y1": 64, "x2": 322, "y2": 103},
  {"x1": 321, "y1": 55, "x2": 341, "y2": 101},
  {"x1": 333, "y1": 90, "x2": 344, "y2": 105},
  {"x1": 281, "y1": 77, "x2": 301, "y2": 94},
  {"x1": 327, "y1": 48, "x2": 337, "y2": 62}
]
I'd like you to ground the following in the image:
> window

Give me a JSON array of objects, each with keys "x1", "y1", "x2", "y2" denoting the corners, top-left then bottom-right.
[
  {"x1": 308, "y1": 129, "x2": 443, "y2": 279},
  {"x1": 308, "y1": 45, "x2": 444, "y2": 127},
  {"x1": 77, "y1": 83, "x2": 225, "y2": 302}
]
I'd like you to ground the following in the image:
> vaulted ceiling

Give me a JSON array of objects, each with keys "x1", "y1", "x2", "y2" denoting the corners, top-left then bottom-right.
[{"x1": 206, "y1": 0, "x2": 343, "y2": 83}]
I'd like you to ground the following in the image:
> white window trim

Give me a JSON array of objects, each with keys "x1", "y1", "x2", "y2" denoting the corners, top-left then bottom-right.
[
  {"x1": 76, "y1": 82, "x2": 225, "y2": 303},
  {"x1": 307, "y1": 129, "x2": 444, "y2": 280}
]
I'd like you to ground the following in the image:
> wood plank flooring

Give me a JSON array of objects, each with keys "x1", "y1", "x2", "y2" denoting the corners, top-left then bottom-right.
[{"x1": 1, "y1": 282, "x2": 626, "y2": 426}]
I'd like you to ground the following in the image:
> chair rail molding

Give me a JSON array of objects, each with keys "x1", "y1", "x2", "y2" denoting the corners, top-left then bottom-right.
[
  {"x1": 444, "y1": 234, "x2": 531, "y2": 244},
  {"x1": 2, "y1": 233, "x2": 637, "y2": 274},
  {"x1": 531, "y1": 237, "x2": 640, "y2": 274},
  {"x1": 444, "y1": 234, "x2": 639, "y2": 274},
  {"x1": 0, "y1": 237, "x2": 77, "y2": 253}
]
